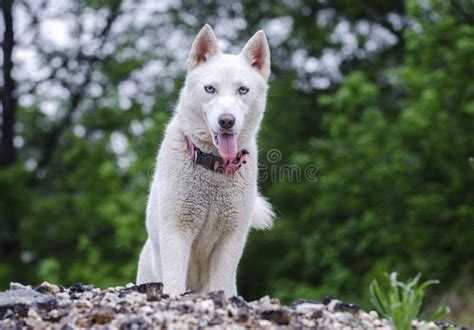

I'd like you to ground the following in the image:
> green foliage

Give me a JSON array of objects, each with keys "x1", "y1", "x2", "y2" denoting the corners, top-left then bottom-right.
[
  {"x1": 240, "y1": 0, "x2": 474, "y2": 313},
  {"x1": 369, "y1": 273, "x2": 449, "y2": 330}
]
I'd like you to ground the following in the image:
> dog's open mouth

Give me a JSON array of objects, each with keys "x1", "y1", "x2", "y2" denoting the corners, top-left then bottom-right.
[{"x1": 213, "y1": 132, "x2": 238, "y2": 164}]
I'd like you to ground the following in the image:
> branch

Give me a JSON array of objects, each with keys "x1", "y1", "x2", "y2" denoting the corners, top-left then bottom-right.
[
  {"x1": 32, "y1": 4, "x2": 122, "y2": 178},
  {"x1": 35, "y1": 70, "x2": 93, "y2": 172}
]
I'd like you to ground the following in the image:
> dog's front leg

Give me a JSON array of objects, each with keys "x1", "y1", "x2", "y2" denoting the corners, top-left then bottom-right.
[
  {"x1": 157, "y1": 224, "x2": 193, "y2": 296},
  {"x1": 208, "y1": 227, "x2": 248, "y2": 297}
]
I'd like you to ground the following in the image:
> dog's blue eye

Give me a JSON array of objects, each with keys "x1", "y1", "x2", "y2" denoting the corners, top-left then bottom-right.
[
  {"x1": 238, "y1": 87, "x2": 249, "y2": 95},
  {"x1": 204, "y1": 85, "x2": 216, "y2": 94}
]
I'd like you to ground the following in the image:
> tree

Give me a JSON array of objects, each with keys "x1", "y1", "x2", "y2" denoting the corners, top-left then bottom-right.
[
  {"x1": 240, "y1": 0, "x2": 474, "y2": 306},
  {"x1": 0, "y1": 0, "x2": 172, "y2": 286}
]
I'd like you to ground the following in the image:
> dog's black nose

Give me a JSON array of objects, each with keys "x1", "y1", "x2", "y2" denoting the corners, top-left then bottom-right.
[{"x1": 218, "y1": 114, "x2": 235, "y2": 129}]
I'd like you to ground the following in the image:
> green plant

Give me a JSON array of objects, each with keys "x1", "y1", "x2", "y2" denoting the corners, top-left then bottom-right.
[{"x1": 369, "y1": 272, "x2": 449, "y2": 330}]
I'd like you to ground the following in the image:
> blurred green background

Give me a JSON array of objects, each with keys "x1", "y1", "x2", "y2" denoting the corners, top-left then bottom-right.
[{"x1": 1, "y1": 0, "x2": 473, "y2": 325}]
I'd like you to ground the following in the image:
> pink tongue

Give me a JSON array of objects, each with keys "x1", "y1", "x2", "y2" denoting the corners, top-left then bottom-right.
[{"x1": 217, "y1": 133, "x2": 238, "y2": 164}]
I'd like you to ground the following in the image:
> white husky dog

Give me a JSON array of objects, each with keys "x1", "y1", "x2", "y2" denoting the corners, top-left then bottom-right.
[{"x1": 136, "y1": 24, "x2": 274, "y2": 297}]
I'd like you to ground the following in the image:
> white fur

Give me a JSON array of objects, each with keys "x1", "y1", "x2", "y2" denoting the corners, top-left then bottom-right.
[{"x1": 136, "y1": 24, "x2": 275, "y2": 297}]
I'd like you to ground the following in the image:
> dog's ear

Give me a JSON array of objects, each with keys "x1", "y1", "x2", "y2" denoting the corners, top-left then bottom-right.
[
  {"x1": 239, "y1": 30, "x2": 271, "y2": 80},
  {"x1": 187, "y1": 24, "x2": 221, "y2": 71}
]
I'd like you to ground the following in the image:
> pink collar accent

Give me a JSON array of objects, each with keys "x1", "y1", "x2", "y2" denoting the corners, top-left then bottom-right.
[{"x1": 185, "y1": 136, "x2": 248, "y2": 174}]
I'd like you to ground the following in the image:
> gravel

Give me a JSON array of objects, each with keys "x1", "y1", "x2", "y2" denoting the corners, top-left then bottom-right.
[{"x1": 0, "y1": 282, "x2": 465, "y2": 329}]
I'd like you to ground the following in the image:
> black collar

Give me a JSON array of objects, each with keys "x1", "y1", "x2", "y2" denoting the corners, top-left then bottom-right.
[{"x1": 185, "y1": 136, "x2": 249, "y2": 174}]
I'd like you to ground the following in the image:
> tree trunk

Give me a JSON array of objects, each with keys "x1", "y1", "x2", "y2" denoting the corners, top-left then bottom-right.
[
  {"x1": 1, "y1": 0, "x2": 17, "y2": 167},
  {"x1": 0, "y1": 0, "x2": 20, "y2": 274}
]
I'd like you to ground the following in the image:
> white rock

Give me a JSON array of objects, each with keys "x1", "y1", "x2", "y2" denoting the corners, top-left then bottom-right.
[
  {"x1": 152, "y1": 311, "x2": 164, "y2": 323},
  {"x1": 196, "y1": 299, "x2": 215, "y2": 314},
  {"x1": 102, "y1": 291, "x2": 119, "y2": 303},
  {"x1": 426, "y1": 321, "x2": 438, "y2": 330},
  {"x1": 296, "y1": 302, "x2": 325, "y2": 314},
  {"x1": 81, "y1": 291, "x2": 93, "y2": 300},
  {"x1": 140, "y1": 305, "x2": 154, "y2": 314},
  {"x1": 74, "y1": 300, "x2": 92, "y2": 309},
  {"x1": 333, "y1": 311, "x2": 354, "y2": 323},
  {"x1": 369, "y1": 310, "x2": 379, "y2": 319},
  {"x1": 39, "y1": 281, "x2": 60, "y2": 294},
  {"x1": 327, "y1": 299, "x2": 341, "y2": 312},
  {"x1": 373, "y1": 319, "x2": 385, "y2": 327},
  {"x1": 301, "y1": 318, "x2": 316, "y2": 327},
  {"x1": 56, "y1": 292, "x2": 69, "y2": 299},
  {"x1": 333, "y1": 321, "x2": 343, "y2": 328},
  {"x1": 258, "y1": 319, "x2": 272, "y2": 328},
  {"x1": 27, "y1": 308, "x2": 41, "y2": 320},
  {"x1": 9, "y1": 282, "x2": 27, "y2": 290},
  {"x1": 323, "y1": 310, "x2": 334, "y2": 320}
]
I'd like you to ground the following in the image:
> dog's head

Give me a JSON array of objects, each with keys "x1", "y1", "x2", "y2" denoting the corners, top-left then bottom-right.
[{"x1": 179, "y1": 24, "x2": 270, "y2": 164}]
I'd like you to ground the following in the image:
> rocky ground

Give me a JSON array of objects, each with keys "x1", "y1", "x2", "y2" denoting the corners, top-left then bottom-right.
[{"x1": 0, "y1": 282, "x2": 465, "y2": 329}]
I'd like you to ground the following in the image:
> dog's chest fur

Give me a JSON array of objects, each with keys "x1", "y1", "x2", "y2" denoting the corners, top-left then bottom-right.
[
  {"x1": 154, "y1": 122, "x2": 257, "y2": 238},
  {"x1": 151, "y1": 127, "x2": 257, "y2": 291}
]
